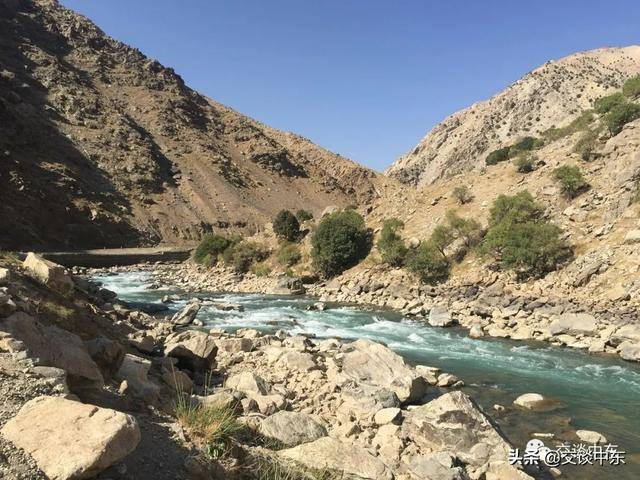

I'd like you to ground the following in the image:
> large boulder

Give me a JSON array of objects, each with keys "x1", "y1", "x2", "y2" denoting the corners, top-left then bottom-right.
[
  {"x1": 23, "y1": 252, "x2": 74, "y2": 296},
  {"x1": 259, "y1": 411, "x2": 327, "y2": 446},
  {"x1": 339, "y1": 339, "x2": 427, "y2": 403},
  {"x1": 116, "y1": 354, "x2": 160, "y2": 403},
  {"x1": 513, "y1": 393, "x2": 547, "y2": 410},
  {"x1": 401, "y1": 391, "x2": 511, "y2": 468},
  {"x1": 279, "y1": 437, "x2": 393, "y2": 480},
  {"x1": 0, "y1": 313, "x2": 103, "y2": 388},
  {"x1": 270, "y1": 276, "x2": 306, "y2": 295},
  {"x1": 85, "y1": 337, "x2": 125, "y2": 379},
  {"x1": 225, "y1": 371, "x2": 269, "y2": 396},
  {"x1": 548, "y1": 313, "x2": 598, "y2": 336},
  {"x1": 164, "y1": 330, "x2": 217, "y2": 372},
  {"x1": 610, "y1": 324, "x2": 640, "y2": 346},
  {"x1": 428, "y1": 306, "x2": 455, "y2": 327},
  {"x1": 170, "y1": 299, "x2": 201, "y2": 326},
  {"x1": 1, "y1": 396, "x2": 140, "y2": 480},
  {"x1": 403, "y1": 452, "x2": 466, "y2": 480}
]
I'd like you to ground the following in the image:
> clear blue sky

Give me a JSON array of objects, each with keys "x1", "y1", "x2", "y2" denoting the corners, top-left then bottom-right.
[{"x1": 61, "y1": 0, "x2": 640, "y2": 171}]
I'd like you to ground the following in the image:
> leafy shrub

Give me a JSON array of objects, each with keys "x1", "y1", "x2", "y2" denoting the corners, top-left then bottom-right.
[
  {"x1": 622, "y1": 75, "x2": 640, "y2": 99},
  {"x1": 481, "y1": 191, "x2": 570, "y2": 278},
  {"x1": 193, "y1": 234, "x2": 232, "y2": 265},
  {"x1": 542, "y1": 111, "x2": 594, "y2": 141},
  {"x1": 406, "y1": 241, "x2": 450, "y2": 284},
  {"x1": 445, "y1": 210, "x2": 482, "y2": 247},
  {"x1": 552, "y1": 165, "x2": 589, "y2": 198},
  {"x1": 594, "y1": 92, "x2": 626, "y2": 114},
  {"x1": 429, "y1": 224, "x2": 455, "y2": 258},
  {"x1": 273, "y1": 210, "x2": 300, "y2": 242},
  {"x1": 224, "y1": 241, "x2": 269, "y2": 274},
  {"x1": 276, "y1": 243, "x2": 302, "y2": 267},
  {"x1": 295, "y1": 209, "x2": 314, "y2": 222},
  {"x1": 251, "y1": 262, "x2": 272, "y2": 277},
  {"x1": 513, "y1": 154, "x2": 535, "y2": 173},
  {"x1": 485, "y1": 147, "x2": 511, "y2": 165},
  {"x1": 512, "y1": 136, "x2": 543, "y2": 152},
  {"x1": 604, "y1": 101, "x2": 640, "y2": 135},
  {"x1": 452, "y1": 185, "x2": 473, "y2": 204},
  {"x1": 377, "y1": 218, "x2": 408, "y2": 267},
  {"x1": 573, "y1": 129, "x2": 599, "y2": 161},
  {"x1": 311, "y1": 210, "x2": 370, "y2": 277}
]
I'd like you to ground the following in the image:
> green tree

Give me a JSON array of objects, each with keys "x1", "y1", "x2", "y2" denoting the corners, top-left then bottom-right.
[
  {"x1": 622, "y1": 75, "x2": 640, "y2": 99},
  {"x1": 311, "y1": 210, "x2": 370, "y2": 277},
  {"x1": 594, "y1": 92, "x2": 626, "y2": 114},
  {"x1": 452, "y1": 185, "x2": 473, "y2": 204},
  {"x1": 445, "y1": 210, "x2": 482, "y2": 247},
  {"x1": 552, "y1": 165, "x2": 589, "y2": 198},
  {"x1": 604, "y1": 102, "x2": 640, "y2": 135},
  {"x1": 485, "y1": 147, "x2": 511, "y2": 165},
  {"x1": 377, "y1": 218, "x2": 408, "y2": 267},
  {"x1": 480, "y1": 191, "x2": 570, "y2": 278},
  {"x1": 273, "y1": 210, "x2": 300, "y2": 242},
  {"x1": 406, "y1": 241, "x2": 450, "y2": 284},
  {"x1": 512, "y1": 136, "x2": 543, "y2": 152},
  {"x1": 193, "y1": 234, "x2": 232, "y2": 265}
]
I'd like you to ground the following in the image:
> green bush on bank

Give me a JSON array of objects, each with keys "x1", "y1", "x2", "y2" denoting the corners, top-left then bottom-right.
[
  {"x1": 276, "y1": 243, "x2": 302, "y2": 267},
  {"x1": 406, "y1": 241, "x2": 450, "y2": 284},
  {"x1": 377, "y1": 218, "x2": 408, "y2": 267},
  {"x1": 193, "y1": 234, "x2": 233, "y2": 265},
  {"x1": 273, "y1": 210, "x2": 300, "y2": 242},
  {"x1": 311, "y1": 209, "x2": 370, "y2": 278},
  {"x1": 223, "y1": 241, "x2": 269, "y2": 274},
  {"x1": 552, "y1": 165, "x2": 589, "y2": 198},
  {"x1": 480, "y1": 191, "x2": 570, "y2": 278}
]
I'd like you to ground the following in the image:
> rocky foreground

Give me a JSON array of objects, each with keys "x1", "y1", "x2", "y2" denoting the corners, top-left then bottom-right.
[{"x1": 0, "y1": 253, "x2": 565, "y2": 480}]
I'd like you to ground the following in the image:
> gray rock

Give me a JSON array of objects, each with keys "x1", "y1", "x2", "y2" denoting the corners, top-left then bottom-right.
[
  {"x1": 171, "y1": 300, "x2": 201, "y2": 326},
  {"x1": 428, "y1": 306, "x2": 454, "y2": 327},
  {"x1": 260, "y1": 411, "x2": 327, "y2": 446},
  {"x1": 548, "y1": 313, "x2": 598, "y2": 336}
]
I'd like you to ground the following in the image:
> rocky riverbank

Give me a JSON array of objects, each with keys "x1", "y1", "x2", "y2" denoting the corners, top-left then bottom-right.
[
  {"x1": 108, "y1": 261, "x2": 640, "y2": 365},
  {"x1": 0, "y1": 253, "x2": 568, "y2": 480}
]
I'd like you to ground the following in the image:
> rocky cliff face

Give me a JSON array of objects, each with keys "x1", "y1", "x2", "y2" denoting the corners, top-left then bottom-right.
[
  {"x1": 386, "y1": 46, "x2": 640, "y2": 186},
  {"x1": 0, "y1": 0, "x2": 397, "y2": 250}
]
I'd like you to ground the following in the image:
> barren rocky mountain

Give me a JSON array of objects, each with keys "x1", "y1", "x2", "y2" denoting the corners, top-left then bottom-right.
[
  {"x1": 387, "y1": 46, "x2": 640, "y2": 186},
  {"x1": 0, "y1": 0, "x2": 398, "y2": 251}
]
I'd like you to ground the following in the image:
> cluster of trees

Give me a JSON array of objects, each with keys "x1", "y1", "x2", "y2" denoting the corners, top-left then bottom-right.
[
  {"x1": 375, "y1": 191, "x2": 570, "y2": 284},
  {"x1": 485, "y1": 136, "x2": 544, "y2": 166},
  {"x1": 194, "y1": 188, "x2": 572, "y2": 284}
]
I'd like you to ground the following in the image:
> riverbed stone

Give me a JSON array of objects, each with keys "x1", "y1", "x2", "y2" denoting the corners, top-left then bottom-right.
[
  {"x1": 1, "y1": 396, "x2": 140, "y2": 480},
  {"x1": 225, "y1": 371, "x2": 269, "y2": 395},
  {"x1": 617, "y1": 341, "x2": 640, "y2": 361},
  {"x1": 548, "y1": 313, "x2": 598, "y2": 336},
  {"x1": 259, "y1": 411, "x2": 327, "y2": 446},
  {"x1": 403, "y1": 451, "x2": 466, "y2": 480},
  {"x1": 339, "y1": 338, "x2": 427, "y2": 403},
  {"x1": 170, "y1": 299, "x2": 201, "y2": 326},
  {"x1": 513, "y1": 393, "x2": 546, "y2": 410},
  {"x1": 401, "y1": 391, "x2": 511, "y2": 467},
  {"x1": 428, "y1": 306, "x2": 454, "y2": 327},
  {"x1": 576, "y1": 429, "x2": 607, "y2": 444},
  {"x1": 116, "y1": 354, "x2": 160, "y2": 403},
  {"x1": 374, "y1": 407, "x2": 402, "y2": 425},
  {"x1": 279, "y1": 437, "x2": 393, "y2": 480},
  {"x1": 164, "y1": 330, "x2": 217, "y2": 372}
]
